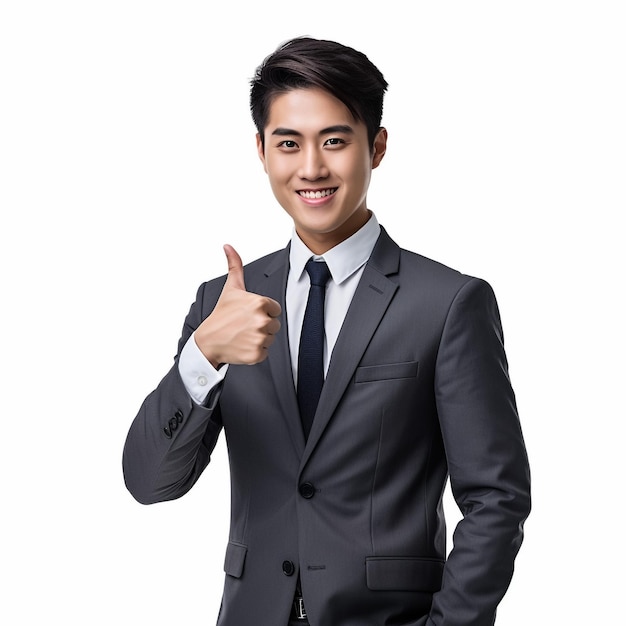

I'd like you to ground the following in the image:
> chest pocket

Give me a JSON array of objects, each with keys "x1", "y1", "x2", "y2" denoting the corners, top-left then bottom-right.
[{"x1": 355, "y1": 360, "x2": 418, "y2": 384}]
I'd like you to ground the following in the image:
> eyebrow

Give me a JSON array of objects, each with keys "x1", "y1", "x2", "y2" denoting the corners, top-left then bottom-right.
[{"x1": 271, "y1": 124, "x2": 355, "y2": 137}]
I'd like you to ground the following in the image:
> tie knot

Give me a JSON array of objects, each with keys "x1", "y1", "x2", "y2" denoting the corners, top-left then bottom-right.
[{"x1": 305, "y1": 259, "x2": 331, "y2": 287}]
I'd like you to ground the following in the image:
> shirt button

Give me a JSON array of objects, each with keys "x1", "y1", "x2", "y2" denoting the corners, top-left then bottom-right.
[
  {"x1": 282, "y1": 560, "x2": 295, "y2": 576},
  {"x1": 197, "y1": 375, "x2": 208, "y2": 386}
]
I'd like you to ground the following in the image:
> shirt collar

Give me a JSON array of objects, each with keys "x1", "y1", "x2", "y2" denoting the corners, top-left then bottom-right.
[{"x1": 289, "y1": 212, "x2": 381, "y2": 285}]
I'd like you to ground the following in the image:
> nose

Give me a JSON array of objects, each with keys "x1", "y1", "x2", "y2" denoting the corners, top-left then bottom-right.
[{"x1": 298, "y1": 146, "x2": 329, "y2": 181}]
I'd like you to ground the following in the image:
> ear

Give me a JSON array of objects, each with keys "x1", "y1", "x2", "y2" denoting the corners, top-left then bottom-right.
[
  {"x1": 256, "y1": 133, "x2": 268, "y2": 173},
  {"x1": 371, "y1": 127, "x2": 388, "y2": 169}
]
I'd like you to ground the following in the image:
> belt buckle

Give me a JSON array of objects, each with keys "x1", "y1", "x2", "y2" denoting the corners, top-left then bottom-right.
[{"x1": 293, "y1": 596, "x2": 307, "y2": 620}]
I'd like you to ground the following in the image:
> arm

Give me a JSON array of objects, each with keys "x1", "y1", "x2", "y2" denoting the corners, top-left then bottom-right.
[
  {"x1": 122, "y1": 245, "x2": 281, "y2": 505},
  {"x1": 429, "y1": 278, "x2": 531, "y2": 625},
  {"x1": 122, "y1": 280, "x2": 224, "y2": 505}
]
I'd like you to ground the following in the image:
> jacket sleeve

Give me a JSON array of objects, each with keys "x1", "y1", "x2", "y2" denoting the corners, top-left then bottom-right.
[
  {"x1": 122, "y1": 280, "x2": 225, "y2": 505},
  {"x1": 428, "y1": 278, "x2": 531, "y2": 625}
]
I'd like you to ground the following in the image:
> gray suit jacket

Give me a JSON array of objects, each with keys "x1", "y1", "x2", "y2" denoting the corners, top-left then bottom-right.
[{"x1": 123, "y1": 227, "x2": 531, "y2": 626}]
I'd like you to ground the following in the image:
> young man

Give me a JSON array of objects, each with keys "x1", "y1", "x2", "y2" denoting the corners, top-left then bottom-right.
[{"x1": 123, "y1": 37, "x2": 531, "y2": 626}]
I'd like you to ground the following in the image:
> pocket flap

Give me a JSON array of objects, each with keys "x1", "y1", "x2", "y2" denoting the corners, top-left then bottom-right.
[
  {"x1": 366, "y1": 556, "x2": 444, "y2": 591},
  {"x1": 224, "y1": 541, "x2": 247, "y2": 578},
  {"x1": 355, "y1": 361, "x2": 419, "y2": 383}
]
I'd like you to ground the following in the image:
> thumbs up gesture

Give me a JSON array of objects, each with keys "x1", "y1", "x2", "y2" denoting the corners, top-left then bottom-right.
[{"x1": 194, "y1": 245, "x2": 282, "y2": 368}]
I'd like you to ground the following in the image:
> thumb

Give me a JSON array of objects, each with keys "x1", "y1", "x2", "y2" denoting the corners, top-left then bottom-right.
[{"x1": 223, "y1": 244, "x2": 246, "y2": 291}]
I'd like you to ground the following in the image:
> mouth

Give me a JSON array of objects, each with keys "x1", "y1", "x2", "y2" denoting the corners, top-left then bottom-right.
[{"x1": 297, "y1": 187, "x2": 338, "y2": 199}]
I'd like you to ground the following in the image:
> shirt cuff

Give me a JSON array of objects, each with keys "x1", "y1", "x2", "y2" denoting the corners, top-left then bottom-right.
[{"x1": 178, "y1": 332, "x2": 228, "y2": 405}]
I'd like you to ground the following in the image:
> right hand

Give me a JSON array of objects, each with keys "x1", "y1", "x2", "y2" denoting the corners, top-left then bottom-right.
[{"x1": 194, "y1": 245, "x2": 282, "y2": 368}]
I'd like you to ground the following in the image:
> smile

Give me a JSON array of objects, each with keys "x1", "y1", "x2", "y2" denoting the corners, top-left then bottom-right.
[{"x1": 298, "y1": 188, "x2": 337, "y2": 199}]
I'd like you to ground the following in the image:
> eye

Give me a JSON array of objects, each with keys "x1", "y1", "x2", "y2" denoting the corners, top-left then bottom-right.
[
  {"x1": 324, "y1": 137, "x2": 345, "y2": 147},
  {"x1": 277, "y1": 140, "x2": 298, "y2": 150}
]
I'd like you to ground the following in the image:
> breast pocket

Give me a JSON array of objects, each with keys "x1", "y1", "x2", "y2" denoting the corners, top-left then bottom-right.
[{"x1": 354, "y1": 360, "x2": 419, "y2": 384}]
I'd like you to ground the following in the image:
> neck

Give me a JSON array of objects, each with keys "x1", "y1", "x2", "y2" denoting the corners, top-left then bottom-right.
[{"x1": 297, "y1": 209, "x2": 371, "y2": 255}]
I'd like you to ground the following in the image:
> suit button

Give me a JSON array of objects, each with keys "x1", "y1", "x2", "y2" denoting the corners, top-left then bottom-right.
[
  {"x1": 169, "y1": 417, "x2": 179, "y2": 430},
  {"x1": 175, "y1": 409, "x2": 184, "y2": 423},
  {"x1": 282, "y1": 560, "x2": 295, "y2": 576},
  {"x1": 299, "y1": 482, "x2": 316, "y2": 499},
  {"x1": 163, "y1": 426, "x2": 172, "y2": 439}
]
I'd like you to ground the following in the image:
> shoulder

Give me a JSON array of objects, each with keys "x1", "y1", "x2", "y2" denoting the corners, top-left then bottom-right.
[
  {"x1": 402, "y1": 248, "x2": 495, "y2": 314},
  {"x1": 374, "y1": 227, "x2": 498, "y2": 315},
  {"x1": 377, "y1": 227, "x2": 479, "y2": 290},
  {"x1": 399, "y1": 247, "x2": 470, "y2": 283}
]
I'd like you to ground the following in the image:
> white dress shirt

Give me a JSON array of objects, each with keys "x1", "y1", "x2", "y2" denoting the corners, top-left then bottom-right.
[{"x1": 178, "y1": 213, "x2": 381, "y2": 404}]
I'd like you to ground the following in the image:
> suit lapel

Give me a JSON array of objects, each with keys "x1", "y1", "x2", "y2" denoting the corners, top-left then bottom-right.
[
  {"x1": 262, "y1": 246, "x2": 307, "y2": 457},
  {"x1": 301, "y1": 228, "x2": 400, "y2": 468}
]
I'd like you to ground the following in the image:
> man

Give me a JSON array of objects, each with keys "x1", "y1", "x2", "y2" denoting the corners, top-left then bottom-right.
[{"x1": 123, "y1": 37, "x2": 531, "y2": 625}]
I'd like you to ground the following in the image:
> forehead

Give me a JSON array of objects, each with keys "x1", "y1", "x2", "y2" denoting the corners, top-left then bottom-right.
[{"x1": 265, "y1": 87, "x2": 359, "y2": 132}]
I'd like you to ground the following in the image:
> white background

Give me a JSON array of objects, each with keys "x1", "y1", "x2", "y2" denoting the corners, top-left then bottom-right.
[{"x1": 1, "y1": 1, "x2": 624, "y2": 623}]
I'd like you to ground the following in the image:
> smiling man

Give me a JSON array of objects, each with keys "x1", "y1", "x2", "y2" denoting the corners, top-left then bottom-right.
[
  {"x1": 257, "y1": 87, "x2": 386, "y2": 255},
  {"x1": 123, "y1": 37, "x2": 531, "y2": 626}
]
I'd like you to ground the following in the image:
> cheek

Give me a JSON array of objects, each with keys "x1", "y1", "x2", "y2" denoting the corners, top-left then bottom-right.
[
  {"x1": 341, "y1": 152, "x2": 371, "y2": 182},
  {"x1": 266, "y1": 160, "x2": 291, "y2": 186},
  {"x1": 344, "y1": 161, "x2": 371, "y2": 193}
]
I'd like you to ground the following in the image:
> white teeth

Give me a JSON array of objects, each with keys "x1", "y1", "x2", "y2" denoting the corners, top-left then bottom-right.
[{"x1": 299, "y1": 188, "x2": 336, "y2": 199}]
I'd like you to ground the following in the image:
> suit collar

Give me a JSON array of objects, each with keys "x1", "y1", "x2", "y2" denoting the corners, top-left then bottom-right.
[
  {"x1": 258, "y1": 227, "x2": 402, "y2": 465},
  {"x1": 363, "y1": 225, "x2": 401, "y2": 277},
  {"x1": 261, "y1": 244, "x2": 307, "y2": 456},
  {"x1": 300, "y1": 227, "x2": 400, "y2": 468}
]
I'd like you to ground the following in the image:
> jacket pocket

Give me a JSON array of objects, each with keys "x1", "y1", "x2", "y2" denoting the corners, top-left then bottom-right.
[
  {"x1": 355, "y1": 360, "x2": 419, "y2": 383},
  {"x1": 365, "y1": 556, "x2": 444, "y2": 592},
  {"x1": 223, "y1": 541, "x2": 247, "y2": 578}
]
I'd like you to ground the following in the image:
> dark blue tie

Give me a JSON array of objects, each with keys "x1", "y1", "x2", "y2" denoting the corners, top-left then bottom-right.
[{"x1": 297, "y1": 259, "x2": 331, "y2": 440}]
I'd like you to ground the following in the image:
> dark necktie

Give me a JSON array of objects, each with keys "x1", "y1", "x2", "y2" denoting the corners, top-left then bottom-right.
[{"x1": 297, "y1": 259, "x2": 331, "y2": 441}]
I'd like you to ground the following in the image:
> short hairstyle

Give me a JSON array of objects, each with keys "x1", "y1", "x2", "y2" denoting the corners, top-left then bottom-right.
[{"x1": 250, "y1": 37, "x2": 388, "y2": 150}]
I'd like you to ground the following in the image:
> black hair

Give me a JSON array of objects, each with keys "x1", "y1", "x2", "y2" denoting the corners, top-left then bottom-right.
[{"x1": 250, "y1": 37, "x2": 388, "y2": 149}]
